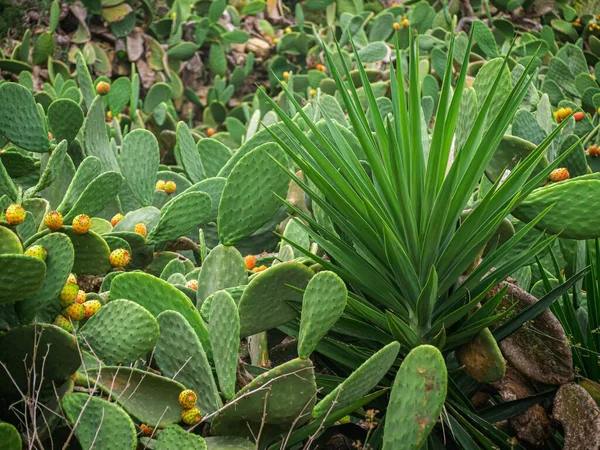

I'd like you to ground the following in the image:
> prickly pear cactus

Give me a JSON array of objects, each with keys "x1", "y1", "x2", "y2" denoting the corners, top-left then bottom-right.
[
  {"x1": 211, "y1": 358, "x2": 317, "y2": 437},
  {"x1": 156, "y1": 425, "x2": 208, "y2": 450},
  {"x1": 62, "y1": 393, "x2": 137, "y2": 450},
  {"x1": 382, "y1": 345, "x2": 447, "y2": 450},
  {"x1": 297, "y1": 271, "x2": 347, "y2": 358},
  {"x1": 197, "y1": 244, "x2": 247, "y2": 304},
  {"x1": 86, "y1": 366, "x2": 185, "y2": 427},
  {"x1": 0, "y1": 422, "x2": 21, "y2": 450},
  {"x1": 0, "y1": 254, "x2": 46, "y2": 304},
  {"x1": 456, "y1": 328, "x2": 506, "y2": 383},
  {"x1": 154, "y1": 310, "x2": 222, "y2": 414},
  {"x1": 79, "y1": 299, "x2": 159, "y2": 364}
]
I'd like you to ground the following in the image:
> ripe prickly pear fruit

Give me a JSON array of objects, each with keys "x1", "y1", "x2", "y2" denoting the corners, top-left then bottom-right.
[
  {"x1": 178, "y1": 389, "x2": 198, "y2": 409},
  {"x1": 155, "y1": 180, "x2": 166, "y2": 191},
  {"x1": 588, "y1": 145, "x2": 599, "y2": 157},
  {"x1": 25, "y1": 245, "x2": 47, "y2": 261},
  {"x1": 252, "y1": 265, "x2": 267, "y2": 273},
  {"x1": 574, "y1": 111, "x2": 585, "y2": 121},
  {"x1": 185, "y1": 279, "x2": 198, "y2": 291},
  {"x1": 181, "y1": 407, "x2": 202, "y2": 425},
  {"x1": 44, "y1": 210, "x2": 64, "y2": 230},
  {"x1": 96, "y1": 81, "x2": 110, "y2": 96},
  {"x1": 549, "y1": 168, "x2": 570, "y2": 182},
  {"x1": 134, "y1": 222, "x2": 147, "y2": 237},
  {"x1": 109, "y1": 248, "x2": 130, "y2": 267},
  {"x1": 244, "y1": 255, "x2": 256, "y2": 270},
  {"x1": 60, "y1": 282, "x2": 80, "y2": 307},
  {"x1": 72, "y1": 214, "x2": 91, "y2": 234},
  {"x1": 83, "y1": 300, "x2": 102, "y2": 318},
  {"x1": 110, "y1": 213, "x2": 124, "y2": 226},
  {"x1": 164, "y1": 181, "x2": 177, "y2": 195},
  {"x1": 206, "y1": 128, "x2": 215, "y2": 137},
  {"x1": 63, "y1": 303, "x2": 85, "y2": 321},
  {"x1": 75, "y1": 290, "x2": 86, "y2": 304},
  {"x1": 67, "y1": 273, "x2": 77, "y2": 284},
  {"x1": 53, "y1": 315, "x2": 73, "y2": 332},
  {"x1": 5, "y1": 204, "x2": 25, "y2": 226},
  {"x1": 139, "y1": 424, "x2": 154, "y2": 436}
]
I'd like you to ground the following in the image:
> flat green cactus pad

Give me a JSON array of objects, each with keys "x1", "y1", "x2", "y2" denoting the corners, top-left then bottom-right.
[
  {"x1": 156, "y1": 425, "x2": 208, "y2": 450},
  {"x1": 208, "y1": 291, "x2": 239, "y2": 400},
  {"x1": 110, "y1": 272, "x2": 211, "y2": 356},
  {"x1": 112, "y1": 206, "x2": 161, "y2": 233},
  {"x1": 383, "y1": 345, "x2": 447, "y2": 450},
  {"x1": 456, "y1": 328, "x2": 506, "y2": 383},
  {"x1": 62, "y1": 393, "x2": 137, "y2": 450},
  {"x1": 218, "y1": 142, "x2": 290, "y2": 245},
  {"x1": 83, "y1": 95, "x2": 120, "y2": 173},
  {"x1": 47, "y1": 98, "x2": 84, "y2": 144},
  {"x1": 147, "y1": 192, "x2": 212, "y2": 244},
  {"x1": 79, "y1": 299, "x2": 159, "y2": 364},
  {"x1": 120, "y1": 129, "x2": 160, "y2": 206},
  {"x1": 0, "y1": 225, "x2": 22, "y2": 254},
  {"x1": 0, "y1": 422, "x2": 21, "y2": 450},
  {"x1": 0, "y1": 324, "x2": 79, "y2": 398},
  {"x1": 56, "y1": 156, "x2": 102, "y2": 215},
  {"x1": 486, "y1": 135, "x2": 548, "y2": 183},
  {"x1": 297, "y1": 271, "x2": 347, "y2": 359},
  {"x1": 0, "y1": 83, "x2": 50, "y2": 152},
  {"x1": 63, "y1": 171, "x2": 124, "y2": 223},
  {"x1": 177, "y1": 121, "x2": 206, "y2": 183},
  {"x1": 238, "y1": 262, "x2": 313, "y2": 337},
  {"x1": 204, "y1": 437, "x2": 254, "y2": 450},
  {"x1": 61, "y1": 227, "x2": 111, "y2": 275},
  {"x1": 185, "y1": 177, "x2": 226, "y2": 222},
  {"x1": 0, "y1": 254, "x2": 46, "y2": 304},
  {"x1": 313, "y1": 341, "x2": 400, "y2": 418},
  {"x1": 211, "y1": 358, "x2": 316, "y2": 436},
  {"x1": 16, "y1": 232, "x2": 74, "y2": 323},
  {"x1": 513, "y1": 173, "x2": 600, "y2": 239},
  {"x1": 87, "y1": 366, "x2": 185, "y2": 427},
  {"x1": 155, "y1": 310, "x2": 222, "y2": 415},
  {"x1": 197, "y1": 244, "x2": 247, "y2": 304},
  {"x1": 197, "y1": 139, "x2": 232, "y2": 178}
]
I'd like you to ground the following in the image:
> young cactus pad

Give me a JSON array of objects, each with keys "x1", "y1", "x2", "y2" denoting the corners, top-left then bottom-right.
[
  {"x1": 197, "y1": 244, "x2": 247, "y2": 304},
  {"x1": 297, "y1": 271, "x2": 348, "y2": 358},
  {"x1": 383, "y1": 345, "x2": 447, "y2": 450}
]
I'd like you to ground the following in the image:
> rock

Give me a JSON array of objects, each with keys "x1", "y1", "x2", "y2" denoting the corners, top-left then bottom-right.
[
  {"x1": 490, "y1": 367, "x2": 553, "y2": 446},
  {"x1": 553, "y1": 383, "x2": 600, "y2": 450},
  {"x1": 490, "y1": 281, "x2": 573, "y2": 385}
]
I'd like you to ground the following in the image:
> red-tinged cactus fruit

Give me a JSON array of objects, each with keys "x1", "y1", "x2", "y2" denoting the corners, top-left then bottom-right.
[
  {"x1": 53, "y1": 315, "x2": 73, "y2": 332},
  {"x1": 110, "y1": 213, "x2": 124, "y2": 226},
  {"x1": 48, "y1": 132, "x2": 54, "y2": 140},
  {"x1": 96, "y1": 81, "x2": 110, "y2": 96},
  {"x1": 178, "y1": 389, "x2": 198, "y2": 409},
  {"x1": 72, "y1": 214, "x2": 91, "y2": 234},
  {"x1": 25, "y1": 245, "x2": 47, "y2": 261},
  {"x1": 155, "y1": 180, "x2": 166, "y2": 191},
  {"x1": 393, "y1": 22, "x2": 400, "y2": 30},
  {"x1": 252, "y1": 265, "x2": 268, "y2": 273},
  {"x1": 5, "y1": 204, "x2": 25, "y2": 226},
  {"x1": 67, "y1": 273, "x2": 77, "y2": 284},
  {"x1": 139, "y1": 424, "x2": 154, "y2": 437},
  {"x1": 60, "y1": 282, "x2": 80, "y2": 307},
  {"x1": 75, "y1": 290, "x2": 86, "y2": 304},
  {"x1": 181, "y1": 408, "x2": 202, "y2": 425},
  {"x1": 316, "y1": 63, "x2": 326, "y2": 72},
  {"x1": 109, "y1": 248, "x2": 131, "y2": 267},
  {"x1": 549, "y1": 168, "x2": 570, "y2": 182},
  {"x1": 63, "y1": 303, "x2": 85, "y2": 321},
  {"x1": 185, "y1": 279, "x2": 198, "y2": 291},
  {"x1": 134, "y1": 222, "x2": 147, "y2": 237},
  {"x1": 164, "y1": 181, "x2": 177, "y2": 195},
  {"x1": 44, "y1": 210, "x2": 64, "y2": 230},
  {"x1": 83, "y1": 300, "x2": 102, "y2": 318},
  {"x1": 574, "y1": 111, "x2": 585, "y2": 121},
  {"x1": 206, "y1": 128, "x2": 215, "y2": 137},
  {"x1": 589, "y1": 145, "x2": 599, "y2": 157},
  {"x1": 244, "y1": 255, "x2": 257, "y2": 270}
]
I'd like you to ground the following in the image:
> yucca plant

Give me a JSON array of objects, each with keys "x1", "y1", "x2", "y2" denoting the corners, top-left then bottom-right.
[{"x1": 263, "y1": 28, "x2": 587, "y2": 448}]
